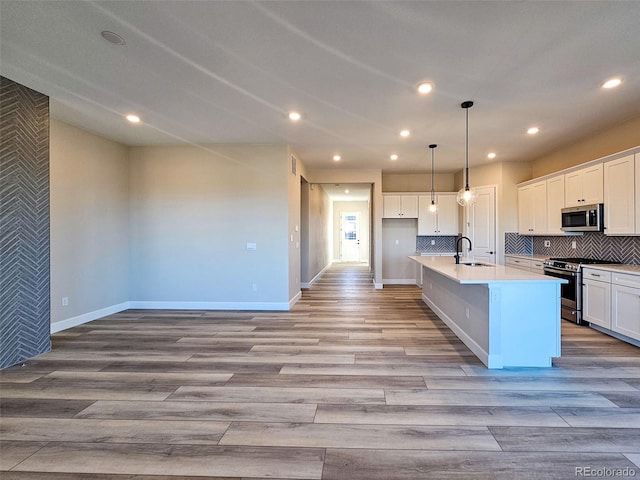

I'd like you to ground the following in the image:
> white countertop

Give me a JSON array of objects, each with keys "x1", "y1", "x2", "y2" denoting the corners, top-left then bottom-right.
[
  {"x1": 581, "y1": 264, "x2": 640, "y2": 275},
  {"x1": 504, "y1": 254, "x2": 548, "y2": 262},
  {"x1": 409, "y1": 255, "x2": 566, "y2": 285}
]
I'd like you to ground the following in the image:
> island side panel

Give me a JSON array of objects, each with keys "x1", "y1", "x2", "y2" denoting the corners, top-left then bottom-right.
[
  {"x1": 421, "y1": 266, "x2": 491, "y2": 366},
  {"x1": 489, "y1": 282, "x2": 561, "y2": 367}
]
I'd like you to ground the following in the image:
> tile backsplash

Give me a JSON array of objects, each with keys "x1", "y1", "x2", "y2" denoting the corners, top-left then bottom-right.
[
  {"x1": 416, "y1": 235, "x2": 457, "y2": 253},
  {"x1": 505, "y1": 232, "x2": 640, "y2": 265}
]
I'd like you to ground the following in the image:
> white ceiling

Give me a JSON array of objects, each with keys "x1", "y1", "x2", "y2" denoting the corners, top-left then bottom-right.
[{"x1": 1, "y1": 1, "x2": 639, "y2": 174}]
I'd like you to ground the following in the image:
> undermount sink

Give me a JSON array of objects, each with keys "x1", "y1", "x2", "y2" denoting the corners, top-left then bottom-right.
[{"x1": 460, "y1": 261, "x2": 489, "y2": 267}]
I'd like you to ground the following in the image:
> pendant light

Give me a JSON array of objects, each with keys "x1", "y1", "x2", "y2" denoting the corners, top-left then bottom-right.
[
  {"x1": 457, "y1": 100, "x2": 477, "y2": 206},
  {"x1": 428, "y1": 144, "x2": 438, "y2": 214}
]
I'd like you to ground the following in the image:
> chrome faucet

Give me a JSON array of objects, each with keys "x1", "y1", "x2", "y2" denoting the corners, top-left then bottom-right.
[{"x1": 455, "y1": 236, "x2": 472, "y2": 264}]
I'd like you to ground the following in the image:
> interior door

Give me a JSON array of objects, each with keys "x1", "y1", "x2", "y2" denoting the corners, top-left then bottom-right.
[
  {"x1": 340, "y1": 212, "x2": 360, "y2": 262},
  {"x1": 464, "y1": 186, "x2": 496, "y2": 263}
]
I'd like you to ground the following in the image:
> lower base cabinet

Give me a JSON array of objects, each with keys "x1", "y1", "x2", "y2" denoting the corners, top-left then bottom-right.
[
  {"x1": 583, "y1": 277, "x2": 611, "y2": 329},
  {"x1": 582, "y1": 267, "x2": 640, "y2": 344},
  {"x1": 611, "y1": 279, "x2": 640, "y2": 341}
]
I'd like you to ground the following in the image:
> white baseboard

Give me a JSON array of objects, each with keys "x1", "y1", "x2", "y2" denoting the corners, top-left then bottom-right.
[
  {"x1": 373, "y1": 279, "x2": 383, "y2": 289},
  {"x1": 301, "y1": 263, "x2": 332, "y2": 288},
  {"x1": 50, "y1": 302, "x2": 130, "y2": 334},
  {"x1": 128, "y1": 301, "x2": 291, "y2": 311},
  {"x1": 289, "y1": 291, "x2": 302, "y2": 309},
  {"x1": 382, "y1": 278, "x2": 418, "y2": 285}
]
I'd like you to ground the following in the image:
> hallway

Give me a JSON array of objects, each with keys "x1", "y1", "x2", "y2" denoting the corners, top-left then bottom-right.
[{"x1": 1, "y1": 263, "x2": 639, "y2": 479}]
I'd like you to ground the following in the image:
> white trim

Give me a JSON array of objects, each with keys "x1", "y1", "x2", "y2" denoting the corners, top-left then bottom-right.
[
  {"x1": 422, "y1": 292, "x2": 494, "y2": 368},
  {"x1": 382, "y1": 278, "x2": 418, "y2": 285},
  {"x1": 373, "y1": 280, "x2": 383, "y2": 289},
  {"x1": 289, "y1": 291, "x2": 302, "y2": 309},
  {"x1": 50, "y1": 302, "x2": 130, "y2": 334},
  {"x1": 301, "y1": 262, "x2": 331, "y2": 289},
  {"x1": 128, "y1": 301, "x2": 291, "y2": 311}
]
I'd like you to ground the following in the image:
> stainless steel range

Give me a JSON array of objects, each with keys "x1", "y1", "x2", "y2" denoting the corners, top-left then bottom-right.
[{"x1": 543, "y1": 257, "x2": 621, "y2": 325}]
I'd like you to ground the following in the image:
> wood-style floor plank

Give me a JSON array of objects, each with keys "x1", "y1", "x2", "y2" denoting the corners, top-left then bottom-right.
[
  {"x1": 75, "y1": 400, "x2": 317, "y2": 423},
  {"x1": 2, "y1": 263, "x2": 639, "y2": 479},
  {"x1": 322, "y1": 449, "x2": 638, "y2": 480},
  {"x1": 11, "y1": 443, "x2": 325, "y2": 479},
  {"x1": 219, "y1": 422, "x2": 502, "y2": 450}
]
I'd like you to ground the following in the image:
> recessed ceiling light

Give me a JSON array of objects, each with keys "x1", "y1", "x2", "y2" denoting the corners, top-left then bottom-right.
[
  {"x1": 601, "y1": 77, "x2": 622, "y2": 89},
  {"x1": 417, "y1": 82, "x2": 433, "y2": 95},
  {"x1": 527, "y1": 127, "x2": 539, "y2": 135},
  {"x1": 487, "y1": 152, "x2": 496, "y2": 159},
  {"x1": 400, "y1": 129, "x2": 410, "y2": 138},
  {"x1": 288, "y1": 111, "x2": 302, "y2": 121},
  {"x1": 101, "y1": 31, "x2": 126, "y2": 45},
  {"x1": 126, "y1": 114, "x2": 141, "y2": 123},
  {"x1": 333, "y1": 155, "x2": 341, "y2": 161},
  {"x1": 344, "y1": 189, "x2": 350, "y2": 194},
  {"x1": 390, "y1": 154, "x2": 398, "y2": 161}
]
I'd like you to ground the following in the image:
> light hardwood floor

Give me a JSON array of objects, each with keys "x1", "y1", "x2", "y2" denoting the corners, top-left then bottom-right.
[{"x1": 1, "y1": 263, "x2": 639, "y2": 479}]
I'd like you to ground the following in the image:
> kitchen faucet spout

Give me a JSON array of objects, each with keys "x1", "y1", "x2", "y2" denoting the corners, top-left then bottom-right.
[{"x1": 455, "y1": 236, "x2": 472, "y2": 264}]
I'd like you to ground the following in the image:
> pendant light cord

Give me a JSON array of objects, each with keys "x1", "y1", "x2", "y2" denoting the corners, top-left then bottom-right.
[
  {"x1": 429, "y1": 144, "x2": 437, "y2": 203},
  {"x1": 461, "y1": 101, "x2": 474, "y2": 191},
  {"x1": 465, "y1": 106, "x2": 469, "y2": 190}
]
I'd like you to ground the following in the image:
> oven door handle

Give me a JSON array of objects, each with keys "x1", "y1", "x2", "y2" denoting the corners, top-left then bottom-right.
[{"x1": 543, "y1": 266, "x2": 577, "y2": 277}]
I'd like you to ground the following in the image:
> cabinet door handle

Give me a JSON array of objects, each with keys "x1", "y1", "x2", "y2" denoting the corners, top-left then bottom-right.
[{"x1": 591, "y1": 274, "x2": 601, "y2": 277}]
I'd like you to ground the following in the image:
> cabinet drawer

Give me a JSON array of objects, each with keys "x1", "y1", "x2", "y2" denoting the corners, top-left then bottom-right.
[
  {"x1": 531, "y1": 261, "x2": 545, "y2": 274},
  {"x1": 582, "y1": 269, "x2": 611, "y2": 282},
  {"x1": 505, "y1": 257, "x2": 532, "y2": 271},
  {"x1": 612, "y1": 272, "x2": 640, "y2": 289}
]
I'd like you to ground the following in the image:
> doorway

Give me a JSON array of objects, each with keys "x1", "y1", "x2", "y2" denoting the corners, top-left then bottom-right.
[
  {"x1": 340, "y1": 212, "x2": 361, "y2": 262},
  {"x1": 463, "y1": 185, "x2": 497, "y2": 264}
]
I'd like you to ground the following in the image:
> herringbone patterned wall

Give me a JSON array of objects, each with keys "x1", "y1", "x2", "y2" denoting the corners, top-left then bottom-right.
[
  {"x1": 0, "y1": 76, "x2": 51, "y2": 369},
  {"x1": 505, "y1": 231, "x2": 640, "y2": 265}
]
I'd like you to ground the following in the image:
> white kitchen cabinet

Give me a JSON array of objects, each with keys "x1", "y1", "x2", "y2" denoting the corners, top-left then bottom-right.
[
  {"x1": 531, "y1": 260, "x2": 545, "y2": 274},
  {"x1": 518, "y1": 181, "x2": 547, "y2": 235},
  {"x1": 611, "y1": 272, "x2": 640, "y2": 341},
  {"x1": 582, "y1": 268, "x2": 611, "y2": 329},
  {"x1": 546, "y1": 175, "x2": 565, "y2": 234},
  {"x1": 383, "y1": 194, "x2": 419, "y2": 218},
  {"x1": 604, "y1": 154, "x2": 636, "y2": 235},
  {"x1": 517, "y1": 185, "x2": 534, "y2": 235},
  {"x1": 505, "y1": 256, "x2": 532, "y2": 272},
  {"x1": 418, "y1": 194, "x2": 458, "y2": 235},
  {"x1": 637, "y1": 154, "x2": 640, "y2": 234},
  {"x1": 564, "y1": 163, "x2": 603, "y2": 207}
]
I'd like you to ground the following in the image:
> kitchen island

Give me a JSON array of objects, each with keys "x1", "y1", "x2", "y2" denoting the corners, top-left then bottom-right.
[{"x1": 409, "y1": 255, "x2": 567, "y2": 369}]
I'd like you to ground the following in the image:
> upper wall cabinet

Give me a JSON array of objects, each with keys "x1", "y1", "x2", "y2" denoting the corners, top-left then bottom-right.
[
  {"x1": 637, "y1": 154, "x2": 640, "y2": 233},
  {"x1": 564, "y1": 163, "x2": 603, "y2": 207},
  {"x1": 518, "y1": 180, "x2": 547, "y2": 235},
  {"x1": 418, "y1": 194, "x2": 458, "y2": 236},
  {"x1": 383, "y1": 194, "x2": 419, "y2": 218},
  {"x1": 546, "y1": 175, "x2": 565, "y2": 235},
  {"x1": 604, "y1": 154, "x2": 637, "y2": 235}
]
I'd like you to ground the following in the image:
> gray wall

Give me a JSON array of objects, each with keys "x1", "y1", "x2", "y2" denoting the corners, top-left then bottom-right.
[
  {"x1": 50, "y1": 119, "x2": 130, "y2": 330},
  {"x1": 0, "y1": 76, "x2": 50, "y2": 369},
  {"x1": 128, "y1": 144, "x2": 291, "y2": 308}
]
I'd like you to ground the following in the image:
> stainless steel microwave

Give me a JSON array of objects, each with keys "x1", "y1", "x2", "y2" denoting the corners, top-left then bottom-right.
[{"x1": 561, "y1": 203, "x2": 604, "y2": 232}]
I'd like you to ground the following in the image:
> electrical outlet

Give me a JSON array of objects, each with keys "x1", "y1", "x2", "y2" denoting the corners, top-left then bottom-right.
[
  {"x1": 571, "y1": 240, "x2": 577, "y2": 249},
  {"x1": 252, "y1": 283, "x2": 257, "y2": 292},
  {"x1": 62, "y1": 297, "x2": 69, "y2": 307},
  {"x1": 544, "y1": 240, "x2": 551, "y2": 247},
  {"x1": 465, "y1": 307, "x2": 470, "y2": 319},
  {"x1": 431, "y1": 240, "x2": 436, "y2": 245}
]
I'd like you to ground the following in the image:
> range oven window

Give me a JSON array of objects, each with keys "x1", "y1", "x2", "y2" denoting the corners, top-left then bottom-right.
[{"x1": 544, "y1": 268, "x2": 576, "y2": 303}]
